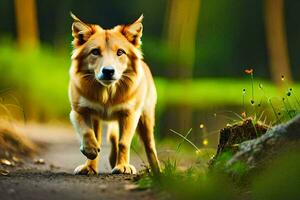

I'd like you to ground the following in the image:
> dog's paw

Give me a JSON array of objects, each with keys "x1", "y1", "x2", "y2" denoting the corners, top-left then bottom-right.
[
  {"x1": 74, "y1": 164, "x2": 97, "y2": 175},
  {"x1": 80, "y1": 144, "x2": 100, "y2": 160},
  {"x1": 111, "y1": 164, "x2": 136, "y2": 174}
]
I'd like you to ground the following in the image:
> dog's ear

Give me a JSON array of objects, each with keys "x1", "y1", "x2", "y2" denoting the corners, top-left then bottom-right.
[
  {"x1": 71, "y1": 13, "x2": 95, "y2": 46},
  {"x1": 121, "y1": 15, "x2": 143, "y2": 47}
]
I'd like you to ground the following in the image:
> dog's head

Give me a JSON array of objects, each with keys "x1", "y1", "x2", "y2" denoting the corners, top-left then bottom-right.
[{"x1": 71, "y1": 13, "x2": 143, "y2": 87}]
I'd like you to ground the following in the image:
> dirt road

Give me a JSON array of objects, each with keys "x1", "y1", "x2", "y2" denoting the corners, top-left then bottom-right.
[{"x1": 0, "y1": 123, "x2": 156, "y2": 200}]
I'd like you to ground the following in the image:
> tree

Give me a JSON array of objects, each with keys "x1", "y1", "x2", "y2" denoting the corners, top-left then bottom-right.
[
  {"x1": 14, "y1": 0, "x2": 39, "y2": 50},
  {"x1": 265, "y1": 0, "x2": 292, "y2": 86},
  {"x1": 162, "y1": 0, "x2": 201, "y2": 136},
  {"x1": 164, "y1": 0, "x2": 201, "y2": 79}
]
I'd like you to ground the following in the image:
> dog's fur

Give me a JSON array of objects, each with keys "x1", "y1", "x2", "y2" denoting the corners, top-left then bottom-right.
[{"x1": 69, "y1": 14, "x2": 160, "y2": 175}]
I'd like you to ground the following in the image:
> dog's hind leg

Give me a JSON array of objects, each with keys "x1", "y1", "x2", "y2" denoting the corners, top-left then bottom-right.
[
  {"x1": 137, "y1": 112, "x2": 160, "y2": 175},
  {"x1": 107, "y1": 122, "x2": 119, "y2": 169}
]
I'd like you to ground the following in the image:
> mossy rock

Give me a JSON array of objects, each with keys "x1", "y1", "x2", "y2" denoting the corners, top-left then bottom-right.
[{"x1": 226, "y1": 114, "x2": 300, "y2": 170}]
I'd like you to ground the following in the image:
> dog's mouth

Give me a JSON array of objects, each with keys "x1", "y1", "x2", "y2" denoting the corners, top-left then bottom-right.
[
  {"x1": 95, "y1": 71, "x2": 120, "y2": 86},
  {"x1": 96, "y1": 78, "x2": 117, "y2": 86}
]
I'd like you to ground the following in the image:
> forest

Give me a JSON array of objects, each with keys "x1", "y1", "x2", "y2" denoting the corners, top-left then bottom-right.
[{"x1": 0, "y1": 0, "x2": 299, "y2": 200}]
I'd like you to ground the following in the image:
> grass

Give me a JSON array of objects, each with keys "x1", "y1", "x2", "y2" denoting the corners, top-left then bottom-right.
[
  {"x1": 136, "y1": 128, "x2": 300, "y2": 200},
  {"x1": 136, "y1": 149, "x2": 300, "y2": 200}
]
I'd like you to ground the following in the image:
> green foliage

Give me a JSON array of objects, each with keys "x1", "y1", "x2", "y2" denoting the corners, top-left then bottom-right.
[
  {"x1": 161, "y1": 158, "x2": 178, "y2": 178},
  {"x1": 211, "y1": 151, "x2": 248, "y2": 179},
  {"x1": 0, "y1": 41, "x2": 70, "y2": 119},
  {"x1": 139, "y1": 160, "x2": 237, "y2": 200},
  {"x1": 138, "y1": 142, "x2": 300, "y2": 200},
  {"x1": 242, "y1": 71, "x2": 300, "y2": 125},
  {"x1": 252, "y1": 149, "x2": 300, "y2": 200}
]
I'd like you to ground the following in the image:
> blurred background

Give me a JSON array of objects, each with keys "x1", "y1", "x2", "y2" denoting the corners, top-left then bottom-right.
[{"x1": 0, "y1": 0, "x2": 300, "y2": 148}]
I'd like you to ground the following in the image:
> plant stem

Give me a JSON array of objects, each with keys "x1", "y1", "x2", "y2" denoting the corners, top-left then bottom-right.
[
  {"x1": 169, "y1": 129, "x2": 200, "y2": 151},
  {"x1": 251, "y1": 72, "x2": 254, "y2": 103},
  {"x1": 269, "y1": 98, "x2": 280, "y2": 123},
  {"x1": 282, "y1": 98, "x2": 292, "y2": 119}
]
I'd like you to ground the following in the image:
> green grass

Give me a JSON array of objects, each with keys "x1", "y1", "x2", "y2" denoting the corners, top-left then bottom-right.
[
  {"x1": 137, "y1": 138, "x2": 300, "y2": 200},
  {"x1": 156, "y1": 78, "x2": 300, "y2": 108}
]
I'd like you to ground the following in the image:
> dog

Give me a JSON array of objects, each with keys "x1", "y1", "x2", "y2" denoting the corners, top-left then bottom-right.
[{"x1": 69, "y1": 13, "x2": 160, "y2": 175}]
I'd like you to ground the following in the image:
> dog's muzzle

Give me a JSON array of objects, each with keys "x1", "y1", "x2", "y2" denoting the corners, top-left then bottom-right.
[{"x1": 96, "y1": 66, "x2": 116, "y2": 84}]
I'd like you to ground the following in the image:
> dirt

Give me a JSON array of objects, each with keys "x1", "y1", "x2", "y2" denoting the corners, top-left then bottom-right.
[
  {"x1": 0, "y1": 121, "x2": 37, "y2": 158},
  {"x1": 0, "y1": 123, "x2": 157, "y2": 200}
]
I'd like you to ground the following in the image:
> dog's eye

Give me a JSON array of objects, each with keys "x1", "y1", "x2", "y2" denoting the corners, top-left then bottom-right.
[
  {"x1": 91, "y1": 48, "x2": 100, "y2": 56},
  {"x1": 117, "y1": 49, "x2": 126, "y2": 56}
]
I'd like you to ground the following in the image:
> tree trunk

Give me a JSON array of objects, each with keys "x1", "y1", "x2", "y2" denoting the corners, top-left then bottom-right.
[
  {"x1": 164, "y1": 0, "x2": 201, "y2": 79},
  {"x1": 163, "y1": 0, "x2": 201, "y2": 135},
  {"x1": 265, "y1": 0, "x2": 292, "y2": 86},
  {"x1": 14, "y1": 0, "x2": 39, "y2": 50}
]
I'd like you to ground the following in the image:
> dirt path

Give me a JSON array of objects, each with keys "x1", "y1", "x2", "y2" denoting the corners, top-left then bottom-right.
[{"x1": 0, "y1": 123, "x2": 156, "y2": 200}]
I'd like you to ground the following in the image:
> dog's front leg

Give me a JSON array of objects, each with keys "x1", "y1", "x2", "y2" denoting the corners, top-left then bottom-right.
[
  {"x1": 70, "y1": 110, "x2": 100, "y2": 175},
  {"x1": 111, "y1": 112, "x2": 140, "y2": 174}
]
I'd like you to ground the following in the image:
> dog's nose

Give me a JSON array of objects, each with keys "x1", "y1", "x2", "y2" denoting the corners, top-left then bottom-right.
[{"x1": 101, "y1": 66, "x2": 115, "y2": 79}]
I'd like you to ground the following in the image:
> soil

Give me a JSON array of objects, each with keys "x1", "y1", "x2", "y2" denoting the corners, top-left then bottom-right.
[{"x1": 0, "y1": 123, "x2": 157, "y2": 200}]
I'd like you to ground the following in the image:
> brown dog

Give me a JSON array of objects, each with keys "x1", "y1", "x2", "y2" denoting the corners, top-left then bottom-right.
[{"x1": 69, "y1": 14, "x2": 160, "y2": 175}]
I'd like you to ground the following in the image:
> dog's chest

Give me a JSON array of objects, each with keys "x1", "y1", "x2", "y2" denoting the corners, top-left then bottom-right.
[{"x1": 78, "y1": 96, "x2": 134, "y2": 119}]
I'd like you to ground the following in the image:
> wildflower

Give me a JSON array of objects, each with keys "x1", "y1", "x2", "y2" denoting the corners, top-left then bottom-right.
[
  {"x1": 202, "y1": 139, "x2": 208, "y2": 146},
  {"x1": 244, "y1": 69, "x2": 253, "y2": 74},
  {"x1": 244, "y1": 68, "x2": 255, "y2": 104},
  {"x1": 199, "y1": 124, "x2": 204, "y2": 129}
]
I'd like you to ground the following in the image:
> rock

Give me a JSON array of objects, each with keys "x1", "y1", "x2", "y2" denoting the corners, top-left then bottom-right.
[
  {"x1": 33, "y1": 158, "x2": 45, "y2": 165},
  {"x1": 0, "y1": 159, "x2": 13, "y2": 166},
  {"x1": 124, "y1": 184, "x2": 139, "y2": 191},
  {"x1": 0, "y1": 169, "x2": 9, "y2": 176},
  {"x1": 226, "y1": 114, "x2": 300, "y2": 170}
]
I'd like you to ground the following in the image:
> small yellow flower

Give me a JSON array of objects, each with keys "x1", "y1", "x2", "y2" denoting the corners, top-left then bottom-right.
[
  {"x1": 202, "y1": 139, "x2": 208, "y2": 146},
  {"x1": 199, "y1": 124, "x2": 204, "y2": 129}
]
